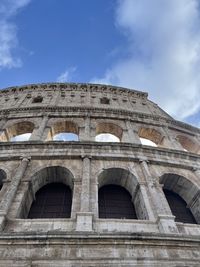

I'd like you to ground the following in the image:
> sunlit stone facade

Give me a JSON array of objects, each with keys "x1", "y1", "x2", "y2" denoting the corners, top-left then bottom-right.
[{"x1": 0, "y1": 83, "x2": 199, "y2": 266}]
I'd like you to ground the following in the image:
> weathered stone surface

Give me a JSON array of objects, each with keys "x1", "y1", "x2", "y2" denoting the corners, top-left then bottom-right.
[{"x1": 0, "y1": 83, "x2": 198, "y2": 266}]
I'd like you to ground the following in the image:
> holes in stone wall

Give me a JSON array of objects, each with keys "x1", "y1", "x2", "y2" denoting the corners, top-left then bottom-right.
[
  {"x1": 100, "y1": 97, "x2": 110, "y2": 105},
  {"x1": 32, "y1": 96, "x2": 43, "y2": 103}
]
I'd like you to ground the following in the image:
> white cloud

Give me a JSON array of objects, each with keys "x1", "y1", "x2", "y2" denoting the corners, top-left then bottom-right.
[
  {"x1": 92, "y1": 0, "x2": 200, "y2": 120},
  {"x1": 57, "y1": 67, "x2": 77, "y2": 82},
  {"x1": 0, "y1": 0, "x2": 31, "y2": 69}
]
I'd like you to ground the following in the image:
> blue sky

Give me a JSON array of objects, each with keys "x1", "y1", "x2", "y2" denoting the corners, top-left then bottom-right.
[{"x1": 1, "y1": 0, "x2": 200, "y2": 127}]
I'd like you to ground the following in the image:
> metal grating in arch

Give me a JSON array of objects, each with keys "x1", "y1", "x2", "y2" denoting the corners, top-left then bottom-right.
[
  {"x1": 28, "y1": 183, "x2": 72, "y2": 219},
  {"x1": 164, "y1": 189, "x2": 197, "y2": 224},
  {"x1": 99, "y1": 184, "x2": 137, "y2": 219}
]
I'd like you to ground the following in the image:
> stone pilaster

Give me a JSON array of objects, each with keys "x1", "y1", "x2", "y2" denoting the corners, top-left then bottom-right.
[
  {"x1": 162, "y1": 127, "x2": 183, "y2": 150},
  {"x1": 30, "y1": 115, "x2": 49, "y2": 141},
  {"x1": 138, "y1": 183, "x2": 155, "y2": 221},
  {"x1": 0, "y1": 157, "x2": 30, "y2": 230},
  {"x1": 71, "y1": 179, "x2": 81, "y2": 219},
  {"x1": 91, "y1": 181, "x2": 99, "y2": 218},
  {"x1": 76, "y1": 156, "x2": 93, "y2": 231},
  {"x1": 139, "y1": 159, "x2": 178, "y2": 233},
  {"x1": 79, "y1": 115, "x2": 91, "y2": 141},
  {"x1": 125, "y1": 120, "x2": 141, "y2": 144},
  {"x1": 0, "y1": 117, "x2": 8, "y2": 141},
  {"x1": 80, "y1": 156, "x2": 91, "y2": 212}
]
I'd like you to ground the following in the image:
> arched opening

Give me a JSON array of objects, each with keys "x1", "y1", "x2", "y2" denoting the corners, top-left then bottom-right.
[
  {"x1": 47, "y1": 121, "x2": 79, "y2": 141},
  {"x1": 95, "y1": 133, "x2": 120, "y2": 142},
  {"x1": 160, "y1": 173, "x2": 200, "y2": 224},
  {"x1": 140, "y1": 137, "x2": 157, "y2": 147},
  {"x1": 6, "y1": 121, "x2": 34, "y2": 142},
  {"x1": 98, "y1": 168, "x2": 148, "y2": 220},
  {"x1": 176, "y1": 135, "x2": 200, "y2": 153},
  {"x1": 21, "y1": 166, "x2": 74, "y2": 219},
  {"x1": 53, "y1": 133, "x2": 79, "y2": 141},
  {"x1": 99, "y1": 184, "x2": 137, "y2": 219},
  {"x1": 28, "y1": 183, "x2": 72, "y2": 219},
  {"x1": 163, "y1": 189, "x2": 197, "y2": 224},
  {"x1": 139, "y1": 127, "x2": 163, "y2": 147},
  {"x1": 0, "y1": 169, "x2": 6, "y2": 191},
  {"x1": 10, "y1": 133, "x2": 32, "y2": 142},
  {"x1": 95, "y1": 122, "x2": 123, "y2": 142}
]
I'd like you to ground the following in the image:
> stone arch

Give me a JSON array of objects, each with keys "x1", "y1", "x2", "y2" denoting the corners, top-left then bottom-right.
[
  {"x1": 159, "y1": 173, "x2": 200, "y2": 224},
  {"x1": 0, "y1": 169, "x2": 6, "y2": 190},
  {"x1": 47, "y1": 120, "x2": 79, "y2": 141},
  {"x1": 95, "y1": 122, "x2": 123, "y2": 142},
  {"x1": 176, "y1": 135, "x2": 200, "y2": 153},
  {"x1": 138, "y1": 127, "x2": 164, "y2": 146},
  {"x1": 1, "y1": 121, "x2": 35, "y2": 141},
  {"x1": 98, "y1": 168, "x2": 148, "y2": 220},
  {"x1": 21, "y1": 166, "x2": 74, "y2": 219}
]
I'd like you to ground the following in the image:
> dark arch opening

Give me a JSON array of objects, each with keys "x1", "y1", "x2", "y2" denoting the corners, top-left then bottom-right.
[
  {"x1": 98, "y1": 184, "x2": 137, "y2": 219},
  {"x1": 163, "y1": 189, "x2": 197, "y2": 224},
  {"x1": 28, "y1": 183, "x2": 72, "y2": 219},
  {"x1": 0, "y1": 169, "x2": 6, "y2": 191}
]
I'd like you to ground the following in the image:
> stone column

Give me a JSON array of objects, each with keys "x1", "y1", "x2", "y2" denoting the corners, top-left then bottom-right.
[
  {"x1": 91, "y1": 181, "x2": 99, "y2": 218},
  {"x1": 139, "y1": 159, "x2": 178, "y2": 233},
  {"x1": 80, "y1": 156, "x2": 90, "y2": 212},
  {"x1": 0, "y1": 117, "x2": 8, "y2": 141},
  {"x1": 124, "y1": 119, "x2": 141, "y2": 144},
  {"x1": 0, "y1": 157, "x2": 30, "y2": 230},
  {"x1": 29, "y1": 115, "x2": 49, "y2": 141},
  {"x1": 76, "y1": 156, "x2": 93, "y2": 231},
  {"x1": 190, "y1": 168, "x2": 200, "y2": 223},
  {"x1": 162, "y1": 127, "x2": 183, "y2": 150},
  {"x1": 137, "y1": 183, "x2": 155, "y2": 221},
  {"x1": 71, "y1": 179, "x2": 81, "y2": 219},
  {"x1": 79, "y1": 115, "x2": 91, "y2": 141}
]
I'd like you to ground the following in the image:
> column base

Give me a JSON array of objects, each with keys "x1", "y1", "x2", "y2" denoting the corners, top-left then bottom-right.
[
  {"x1": 157, "y1": 214, "x2": 178, "y2": 234},
  {"x1": 0, "y1": 214, "x2": 6, "y2": 231},
  {"x1": 75, "y1": 212, "x2": 94, "y2": 232}
]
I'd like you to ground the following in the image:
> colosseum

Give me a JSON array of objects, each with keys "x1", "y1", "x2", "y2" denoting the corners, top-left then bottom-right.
[{"x1": 0, "y1": 82, "x2": 199, "y2": 266}]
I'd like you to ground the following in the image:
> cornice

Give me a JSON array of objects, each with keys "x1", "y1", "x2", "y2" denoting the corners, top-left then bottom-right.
[
  {"x1": 0, "y1": 82, "x2": 148, "y2": 99},
  {"x1": 0, "y1": 141, "x2": 199, "y2": 170},
  {"x1": 0, "y1": 230, "x2": 200, "y2": 243}
]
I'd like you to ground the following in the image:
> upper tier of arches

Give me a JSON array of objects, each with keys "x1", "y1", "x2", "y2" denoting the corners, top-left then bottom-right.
[{"x1": 0, "y1": 118, "x2": 199, "y2": 155}]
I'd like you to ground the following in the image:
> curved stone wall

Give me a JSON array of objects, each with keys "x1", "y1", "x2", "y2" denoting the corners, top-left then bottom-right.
[{"x1": 0, "y1": 83, "x2": 199, "y2": 266}]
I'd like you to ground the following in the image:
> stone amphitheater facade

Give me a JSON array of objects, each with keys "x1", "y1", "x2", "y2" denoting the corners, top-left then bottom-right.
[{"x1": 0, "y1": 83, "x2": 199, "y2": 266}]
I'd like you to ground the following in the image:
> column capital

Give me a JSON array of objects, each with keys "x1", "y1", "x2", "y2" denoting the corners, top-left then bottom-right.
[
  {"x1": 81, "y1": 155, "x2": 92, "y2": 160},
  {"x1": 20, "y1": 156, "x2": 31, "y2": 162},
  {"x1": 139, "y1": 158, "x2": 149, "y2": 164},
  {"x1": 192, "y1": 167, "x2": 200, "y2": 172}
]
